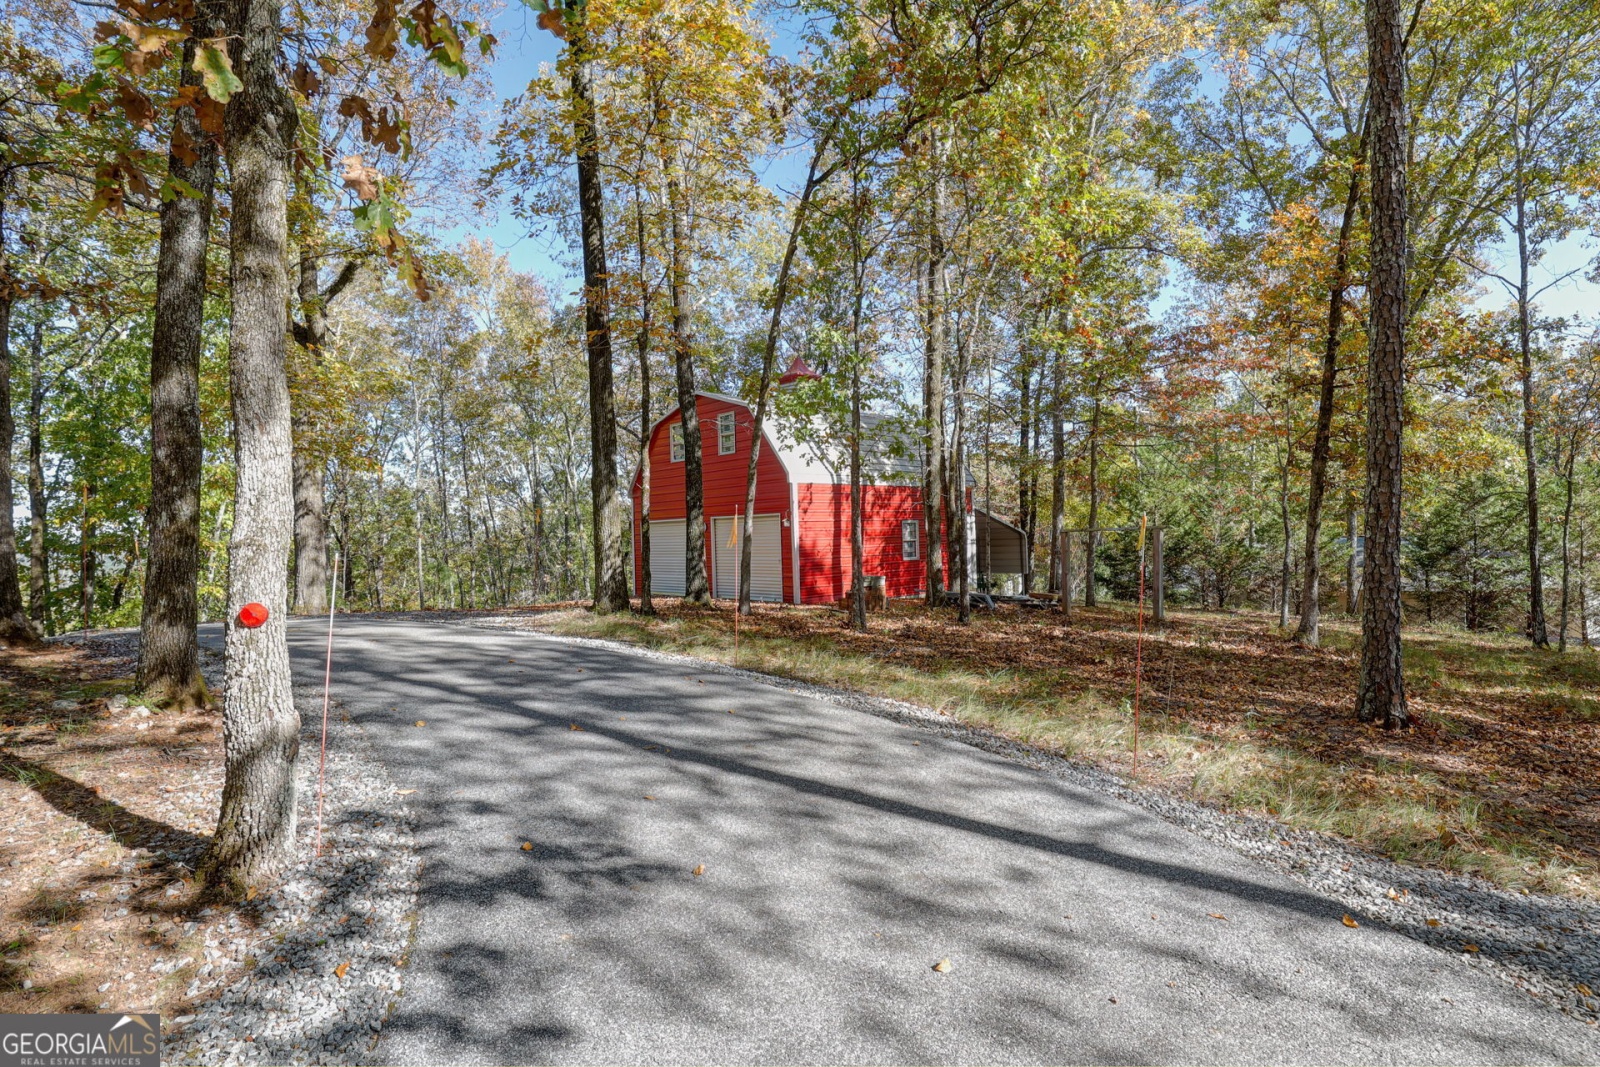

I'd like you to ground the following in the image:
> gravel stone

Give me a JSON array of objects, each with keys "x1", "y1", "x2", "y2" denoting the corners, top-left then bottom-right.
[{"x1": 162, "y1": 680, "x2": 420, "y2": 1067}]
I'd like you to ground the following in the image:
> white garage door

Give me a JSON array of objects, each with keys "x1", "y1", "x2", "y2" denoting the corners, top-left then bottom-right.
[
  {"x1": 646, "y1": 519, "x2": 687, "y2": 596},
  {"x1": 711, "y1": 515, "x2": 783, "y2": 601}
]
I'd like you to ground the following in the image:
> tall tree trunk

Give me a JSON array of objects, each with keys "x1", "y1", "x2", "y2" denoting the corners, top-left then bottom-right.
[
  {"x1": 201, "y1": 0, "x2": 302, "y2": 893},
  {"x1": 1346, "y1": 497, "x2": 1361, "y2": 613},
  {"x1": 1511, "y1": 85, "x2": 1548, "y2": 648},
  {"x1": 572, "y1": 45, "x2": 629, "y2": 613},
  {"x1": 140, "y1": 34, "x2": 218, "y2": 707},
  {"x1": 1355, "y1": 0, "x2": 1409, "y2": 729},
  {"x1": 1279, "y1": 394, "x2": 1293, "y2": 629},
  {"x1": 27, "y1": 324, "x2": 48, "y2": 633},
  {"x1": 1048, "y1": 342, "x2": 1065, "y2": 595},
  {"x1": 664, "y1": 138, "x2": 709, "y2": 606},
  {"x1": 1018, "y1": 351, "x2": 1034, "y2": 595},
  {"x1": 922, "y1": 131, "x2": 948, "y2": 605},
  {"x1": 952, "y1": 323, "x2": 971, "y2": 624},
  {"x1": 1085, "y1": 391, "x2": 1101, "y2": 608},
  {"x1": 1558, "y1": 435, "x2": 1577, "y2": 651},
  {"x1": 79, "y1": 482, "x2": 96, "y2": 631},
  {"x1": 741, "y1": 128, "x2": 835, "y2": 615},
  {"x1": 0, "y1": 244, "x2": 41, "y2": 647},
  {"x1": 849, "y1": 252, "x2": 867, "y2": 633},
  {"x1": 1295, "y1": 123, "x2": 1365, "y2": 646},
  {"x1": 635, "y1": 195, "x2": 654, "y2": 615}
]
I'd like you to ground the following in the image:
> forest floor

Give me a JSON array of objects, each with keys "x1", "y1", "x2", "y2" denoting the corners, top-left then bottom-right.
[
  {"x1": 485, "y1": 599, "x2": 1600, "y2": 900},
  {"x1": 0, "y1": 634, "x2": 241, "y2": 1018}
]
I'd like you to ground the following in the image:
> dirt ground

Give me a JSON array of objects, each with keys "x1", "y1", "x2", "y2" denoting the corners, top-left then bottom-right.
[{"x1": 0, "y1": 636, "x2": 254, "y2": 1017}]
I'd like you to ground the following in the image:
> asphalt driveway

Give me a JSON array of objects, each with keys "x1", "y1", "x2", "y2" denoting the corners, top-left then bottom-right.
[{"x1": 274, "y1": 615, "x2": 1597, "y2": 1065}]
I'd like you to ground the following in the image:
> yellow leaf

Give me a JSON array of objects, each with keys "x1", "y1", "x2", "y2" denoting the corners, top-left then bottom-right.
[
  {"x1": 932, "y1": 959, "x2": 952, "y2": 973},
  {"x1": 1578, "y1": 984, "x2": 1594, "y2": 997},
  {"x1": 691, "y1": 864, "x2": 705, "y2": 877},
  {"x1": 1342, "y1": 914, "x2": 1359, "y2": 928},
  {"x1": 521, "y1": 842, "x2": 533, "y2": 851},
  {"x1": 335, "y1": 960, "x2": 350, "y2": 979},
  {"x1": 246, "y1": 885, "x2": 258, "y2": 901},
  {"x1": 643, "y1": 795, "x2": 655, "y2": 801},
  {"x1": 1208, "y1": 913, "x2": 1227, "y2": 921},
  {"x1": 415, "y1": 720, "x2": 426, "y2": 727},
  {"x1": 569, "y1": 723, "x2": 584, "y2": 731},
  {"x1": 1462, "y1": 943, "x2": 1479, "y2": 953},
  {"x1": 1426, "y1": 918, "x2": 1442, "y2": 927}
]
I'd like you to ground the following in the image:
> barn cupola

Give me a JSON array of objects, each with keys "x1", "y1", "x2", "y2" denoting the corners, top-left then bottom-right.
[{"x1": 777, "y1": 355, "x2": 822, "y2": 385}]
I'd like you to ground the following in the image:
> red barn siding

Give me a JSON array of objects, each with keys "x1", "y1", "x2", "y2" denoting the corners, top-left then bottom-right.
[
  {"x1": 631, "y1": 396, "x2": 793, "y2": 601},
  {"x1": 796, "y1": 484, "x2": 959, "y2": 603}
]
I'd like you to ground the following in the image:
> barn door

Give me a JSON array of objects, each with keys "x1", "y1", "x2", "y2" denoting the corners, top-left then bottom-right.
[
  {"x1": 648, "y1": 519, "x2": 687, "y2": 596},
  {"x1": 711, "y1": 515, "x2": 783, "y2": 601}
]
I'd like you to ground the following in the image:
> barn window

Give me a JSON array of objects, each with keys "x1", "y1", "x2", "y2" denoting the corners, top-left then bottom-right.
[
  {"x1": 718, "y1": 411, "x2": 736, "y2": 455},
  {"x1": 669, "y1": 422, "x2": 685, "y2": 462},
  {"x1": 901, "y1": 520, "x2": 920, "y2": 560}
]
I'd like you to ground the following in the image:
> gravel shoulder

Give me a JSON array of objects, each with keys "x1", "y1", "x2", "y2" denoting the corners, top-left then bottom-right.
[
  {"x1": 165, "y1": 672, "x2": 421, "y2": 1066},
  {"x1": 445, "y1": 611, "x2": 1600, "y2": 1029}
]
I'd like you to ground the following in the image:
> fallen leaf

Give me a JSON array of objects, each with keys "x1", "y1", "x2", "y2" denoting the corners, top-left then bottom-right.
[
  {"x1": 1578, "y1": 983, "x2": 1594, "y2": 997},
  {"x1": 1342, "y1": 914, "x2": 1359, "y2": 928},
  {"x1": 728, "y1": 709, "x2": 736, "y2": 714},
  {"x1": 576, "y1": 668, "x2": 585, "y2": 673},
  {"x1": 521, "y1": 842, "x2": 533, "y2": 851},
  {"x1": 415, "y1": 720, "x2": 426, "y2": 727},
  {"x1": 1208, "y1": 913, "x2": 1227, "y2": 921},
  {"x1": 569, "y1": 723, "x2": 584, "y2": 731},
  {"x1": 1108, "y1": 996, "x2": 1118, "y2": 1003},
  {"x1": 335, "y1": 960, "x2": 350, "y2": 979},
  {"x1": 246, "y1": 886, "x2": 258, "y2": 901},
  {"x1": 643, "y1": 795, "x2": 655, "y2": 801},
  {"x1": 1386, "y1": 889, "x2": 1401, "y2": 900},
  {"x1": 1426, "y1": 918, "x2": 1442, "y2": 927},
  {"x1": 70, "y1": 923, "x2": 82, "y2": 932},
  {"x1": 932, "y1": 958, "x2": 952, "y2": 973},
  {"x1": 1462, "y1": 943, "x2": 1479, "y2": 953},
  {"x1": 395, "y1": 789, "x2": 416, "y2": 795},
  {"x1": 691, "y1": 864, "x2": 705, "y2": 877}
]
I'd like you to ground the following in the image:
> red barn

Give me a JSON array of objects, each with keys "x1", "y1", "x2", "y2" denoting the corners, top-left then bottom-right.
[{"x1": 630, "y1": 375, "x2": 1027, "y2": 604}]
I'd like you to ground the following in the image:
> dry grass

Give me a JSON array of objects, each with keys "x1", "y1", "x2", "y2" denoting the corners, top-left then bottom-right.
[{"x1": 508, "y1": 598, "x2": 1600, "y2": 898}]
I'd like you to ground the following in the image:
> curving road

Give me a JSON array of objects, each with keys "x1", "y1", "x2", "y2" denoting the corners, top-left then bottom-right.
[{"x1": 272, "y1": 615, "x2": 1595, "y2": 1065}]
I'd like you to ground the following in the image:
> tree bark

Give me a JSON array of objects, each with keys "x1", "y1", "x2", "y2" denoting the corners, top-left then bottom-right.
[
  {"x1": 0, "y1": 222, "x2": 42, "y2": 647},
  {"x1": 1085, "y1": 392, "x2": 1101, "y2": 608},
  {"x1": 1511, "y1": 81, "x2": 1549, "y2": 648},
  {"x1": 922, "y1": 131, "x2": 948, "y2": 605},
  {"x1": 635, "y1": 194, "x2": 654, "y2": 615},
  {"x1": 1558, "y1": 433, "x2": 1577, "y2": 651},
  {"x1": 664, "y1": 136, "x2": 709, "y2": 605},
  {"x1": 1048, "y1": 340, "x2": 1065, "y2": 595},
  {"x1": 1355, "y1": 0, "x2": 1409, "y2": 730},
  {"x1": 1295, "y1": 122, "x2": 1366, "y2": 647},
  {"x1": 27, "y1": 324, "x2": 48, "y2": 634},
  {"x1": 572, "y1": 46, "x2": 629, "y2": 613},
  {"x1": 140, "y1": 34, "x2": 217, "y2": 707},
  {"x1": 201, "y1": 0, "x2": 302, "y2": 893},
  {"x1": 1018, "y1": 351, "x2": 1034, "y2": 595}
]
